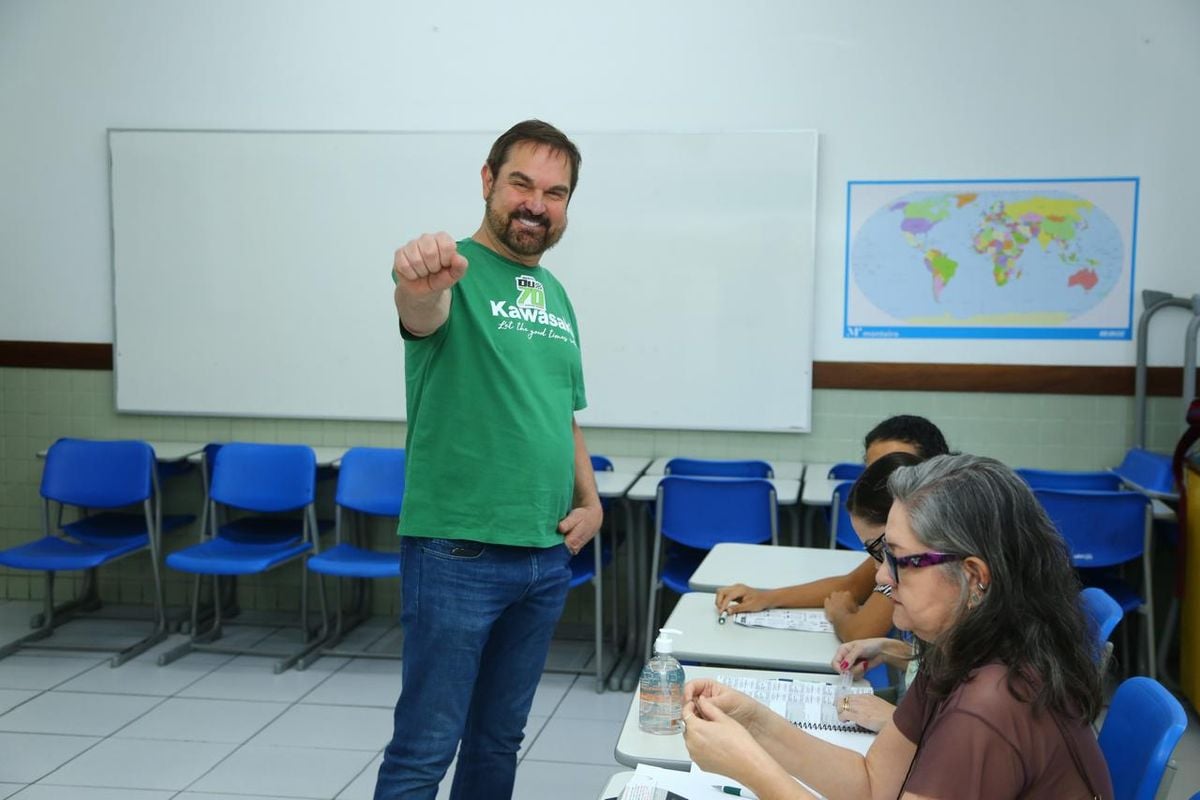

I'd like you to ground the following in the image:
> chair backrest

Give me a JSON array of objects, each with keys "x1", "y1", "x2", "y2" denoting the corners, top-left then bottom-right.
[
  {"x1": 590, "y1": 454, "x2": 614, "y2": 472},
  {"x1": 210, "y1": 443, "x2": 316, "y2": 512},
  {"x1": 1080, "y1": 586, "x2": 1123, "y2": 657},
  {"x1": 1034, "y1": 489, "x2": 1150, "y2": 567},
  {"x1": 201, "y1": 442, "x2": 224, "y2": 490},
  {"x1": 665, "y1": 457, "x2": 773, "y2": 478},
  {"x1": 40, "y1": 438, "x2": 155, "y2": 508},
  {"x1": 827, "y1": 462, "x2": 864, "y2": 481},
  {"x1": 1112, "y1": 448, "x2": 1176, "y2": 495},
  {"x1": 336, "y1": 447, "x2": 405, "y2": 516},
  {"x1": 1098, "y1": 677, "x2": 1187, "y2": 800},
  {"x1": 1016, "y1": 467, "x2": 1122, "y2": 492},
  {"x1": 656, "y1": 476, "x2": 776, "y2": 549},
  {"x1": 830, "y1": 481, "x2": 865, "y2": 551}
]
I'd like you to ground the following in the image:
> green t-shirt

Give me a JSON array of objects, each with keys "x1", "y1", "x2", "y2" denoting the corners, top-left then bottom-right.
[{"x1": 396, "y1": 238, "x2": 587, "y2": 548}]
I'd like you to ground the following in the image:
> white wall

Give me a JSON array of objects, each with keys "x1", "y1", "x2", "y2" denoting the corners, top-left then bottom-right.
[{"x1": 2, "y1": 0, "x2": 1198, "y2": 364}]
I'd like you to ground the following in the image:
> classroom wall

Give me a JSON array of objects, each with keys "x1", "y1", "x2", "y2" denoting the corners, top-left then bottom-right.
[
  {"x1": 1, "y1": 1, "x2": 1198, "y2": 610},
  {"x1": 2, "y1": 0, "x2": 1198, "y2": 363},
  {"x1": 0, "y1": 366, "x2": 1187, "y2": 611}
]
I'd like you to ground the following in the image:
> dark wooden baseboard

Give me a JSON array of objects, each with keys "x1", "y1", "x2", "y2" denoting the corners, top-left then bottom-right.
[
  {"x1": 1, "y1": 341, "x2": 1194, "y2": 396},
  {"x1": 0, "y1": 341, "x2": 114, "y2": 370},
  {"x1": 813, "y1": 362, "x2": 1195, "y2": 396}
]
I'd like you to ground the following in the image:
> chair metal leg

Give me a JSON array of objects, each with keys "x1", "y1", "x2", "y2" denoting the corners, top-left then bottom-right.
[
  {"x1": 1156, "y1": 597, "x2": 1180, "y2": 683},
  {"x1": 0, "y1": 572, "x2": 57, "y2": 660},
  {"x1": 644, "y1": 539, "x2": 663, "y2": 663},
  {"x1": 274, "y1": 571, "x2": 328, "y2": 674},
  {"x1": 159, "y1": 573, "x2": 224, "y2": 666},
  {"x1": 593, "y1": 533, "x2": 605, "y2": 693},
  {"x1": 609, "y1": 501, "x2": 641, "y2": 691},
  {"x1": 28, "y1": 570, "x2": 95, "y2": 630},
  {"x1": 621, "y1": 503, "x2": 652, "y2": 691},
  {"x1": 109, "y1": 627, "x2": 168, "y2": 667}
]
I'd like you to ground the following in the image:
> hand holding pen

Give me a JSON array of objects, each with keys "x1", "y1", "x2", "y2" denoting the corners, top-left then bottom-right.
[{"x1": 718, "y1": 600, "x2": 739, "y2": 625}]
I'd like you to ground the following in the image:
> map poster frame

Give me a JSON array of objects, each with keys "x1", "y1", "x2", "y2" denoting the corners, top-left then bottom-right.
[{"x1": 842, "y1": 177, "x2": 1139, "y2": 341}]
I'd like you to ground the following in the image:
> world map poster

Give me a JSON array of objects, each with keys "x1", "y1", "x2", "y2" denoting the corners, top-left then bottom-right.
[{"x1": 843, "y1": 178, "x2": 1139, "y2": 340}]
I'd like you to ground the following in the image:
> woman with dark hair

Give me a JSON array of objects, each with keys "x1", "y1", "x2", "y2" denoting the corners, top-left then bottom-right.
[
  {"x1": 716, "y1": 450, "x2": 924, "y2": 641},
  {"x1": 683, "y1": 454, "x2": 1112, "y2": 799}
]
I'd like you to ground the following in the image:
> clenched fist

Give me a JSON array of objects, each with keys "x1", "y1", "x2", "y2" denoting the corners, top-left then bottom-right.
[{"x1": 393, "y1": 232, "x2": 469, "y2": 296}]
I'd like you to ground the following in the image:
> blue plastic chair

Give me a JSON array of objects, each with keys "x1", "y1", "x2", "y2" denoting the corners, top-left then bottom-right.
[
  {"x1": 819, "y1": 464, "x2": 864, "y2": 542},
  {"x1": 1080, "y1": 586, "x2": 1124, "y2": 667},
  {"x1": 0, "y1": 438, "x2": 193, "y2": 665},
  {"x1": 1035, "y1": 488, "x2": 1155, "y2": 677},
  {"x1": 1110, "y1": 449, "x2": 1182, "y2": 679},
  {"x1": 827, "y1": 481, "x2": 865, "y2": 551},
  {"x1": 1112, "y1": 448, "x2": 1177, "y2": 497},
  {"x1": 300, "y1": 447, "x2": 405, "y2": 669},
  {"x1": 665, "y1": 457, "x2": 774, "y2": 478},
  {"x1": 1016, "y1": 467, "x2": 1123, "y2": 491},
  {"x1": 827, "y1": 462, "x2": 865, "y2": 481},
  {"x1": 159, "y1": 443, "x2": 327, "y2": 673},
  {"x1": 1098, "y1": 677, "x2": 1187, "y2": 800},
  {"x1": 645, "y1": 476, "x2": 777, "y2": 659}
]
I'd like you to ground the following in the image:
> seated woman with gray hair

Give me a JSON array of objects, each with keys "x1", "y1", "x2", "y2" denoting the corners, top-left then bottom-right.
[{"x1": 682, "y1": 454, "x2": 1112, "y2": 799}]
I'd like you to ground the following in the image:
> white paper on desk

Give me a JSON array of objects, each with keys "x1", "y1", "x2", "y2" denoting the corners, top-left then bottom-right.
[
  {"x1": 689, "y1": 763, "x2": 827, "y2": 800},
  {"x1": 620, "y1": 764, "x2": 727, "y2": 799},
  {"x1": 733, "y1": 608, "x2": 833, "y2": 633}
]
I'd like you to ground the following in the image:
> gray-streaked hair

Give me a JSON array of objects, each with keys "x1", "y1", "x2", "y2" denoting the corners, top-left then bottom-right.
[{"x1": 887, "y1": 454, "x2": 1104, "y2": 721}]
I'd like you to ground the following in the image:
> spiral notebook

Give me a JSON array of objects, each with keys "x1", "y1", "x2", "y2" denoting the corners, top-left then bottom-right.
[{"x1": 716, "y1": 675, "x2": 874, "y2": 734}]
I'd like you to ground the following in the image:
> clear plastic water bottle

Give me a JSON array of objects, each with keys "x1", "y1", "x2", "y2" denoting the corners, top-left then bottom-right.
[{"x1": 638, "y1": 627, "x2": 685, "y2": 734}]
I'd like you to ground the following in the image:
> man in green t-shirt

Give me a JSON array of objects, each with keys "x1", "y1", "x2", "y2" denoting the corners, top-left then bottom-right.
[{"x1": 374, "y1": 120, "x2": 603, "y2": 800}]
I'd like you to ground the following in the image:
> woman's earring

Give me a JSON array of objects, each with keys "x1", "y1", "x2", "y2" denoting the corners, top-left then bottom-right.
[{"x1": 977, "y1": 582, "x2": 986, "y2": 593}]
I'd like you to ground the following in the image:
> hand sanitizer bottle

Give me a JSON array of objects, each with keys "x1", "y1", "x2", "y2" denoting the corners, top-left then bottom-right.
[{"x1": 639, "y1": 627, "x2": 685, "y2": 734}]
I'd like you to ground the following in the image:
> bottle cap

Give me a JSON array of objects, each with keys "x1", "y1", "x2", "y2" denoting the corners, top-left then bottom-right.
[{"x1": 654, "y1": 627, "x2": 682, "y2": 654}]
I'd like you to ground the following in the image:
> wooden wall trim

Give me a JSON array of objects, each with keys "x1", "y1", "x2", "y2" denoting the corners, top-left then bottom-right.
[
  {"x1": 0, "y1": 341, "x2": 114, "y2": 370},
  {"x1": 813, "y1": 362, "x2": 1193, "y2": 396},
  {"x1": 0, "y1": 341, "x2": 1193, "y2": 397}
]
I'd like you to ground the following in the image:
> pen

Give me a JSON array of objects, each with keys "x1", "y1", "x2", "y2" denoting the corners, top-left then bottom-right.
[
  {"x1": 713, "y1": 785, "x2": 758, "y2": 798},
  {"x1": 718, "y1": 601, "x2": 739, "y2": 625}
]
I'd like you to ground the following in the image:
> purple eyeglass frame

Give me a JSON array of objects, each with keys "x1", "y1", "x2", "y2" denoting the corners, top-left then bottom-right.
[{"x1": 883, "y1": 549, "x2": 963, "y2": 584}]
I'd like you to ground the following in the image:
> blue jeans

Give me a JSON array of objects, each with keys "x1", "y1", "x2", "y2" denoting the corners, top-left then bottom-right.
[{"x1": 374, "y1": 536, "x2": 572, "y2": 800}]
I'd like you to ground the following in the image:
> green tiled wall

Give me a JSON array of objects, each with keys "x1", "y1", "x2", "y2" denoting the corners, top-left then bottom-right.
[{"x1": 0, "y1": 366, "x2": 1190, "y2": 620}]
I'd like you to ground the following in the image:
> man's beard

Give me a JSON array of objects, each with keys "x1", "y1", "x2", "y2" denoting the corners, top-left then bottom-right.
[{"x1": 484, "y1": 193, "x2": 566, "y2": 257}]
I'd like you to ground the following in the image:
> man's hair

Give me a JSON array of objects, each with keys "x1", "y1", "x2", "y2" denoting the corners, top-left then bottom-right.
[
  {"x1": 485, "y1": 120, "x2": 582, "y2": 198},
  {"x1": 888, "y1": 454, "x2": 1104, "y2": 722},
  {"x1": 864, "y1": 414, "x2": 949, "y2": 458},
  {"x1": 845, "y1": 450, "x2": 923, "y2": 526}
]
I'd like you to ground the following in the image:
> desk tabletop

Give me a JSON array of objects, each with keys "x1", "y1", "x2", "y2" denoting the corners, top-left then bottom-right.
[
  {"x1": 615, "y1": 664, "x2": 872, "y2": 770},
  {"x1": 645, "y1": 457, "x2": 805, "y2": 481},
  {"x1": 605, "y1": 456, "x2": 651, "y2": 475},
  {"x1": 801, "y1": 475, "x2": 846, "y2": 507},
  {"x1": 662, "y1": 592, "x2": 841, "y2": 673},
  {"x1": 185, "y1": 444, "x2": 350, "y2": 468},
  {"x1": 37, "y1": 440, "x2": 206, "y2": 462},
  {"x1": 1116, "y1": 475, "x2": 1180, "y2": 502},
  {"x1": 688, "y1": 543, "x2": 868, "y2": 593},
  {"x1": 596, "y1": 471, "x2": 642, "y2": 499},
  {"x1": 626, "y1": 475, "x2": 801, "y2": 505}
]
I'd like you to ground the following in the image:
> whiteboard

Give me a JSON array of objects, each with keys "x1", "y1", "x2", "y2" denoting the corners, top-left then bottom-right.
[{"x1": 110, "y1": 130, "x2": 817, "y2": 431}]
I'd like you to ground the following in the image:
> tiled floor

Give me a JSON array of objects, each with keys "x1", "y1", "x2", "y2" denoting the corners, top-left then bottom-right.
[
  {"x1": 0, "y1": 602, "x2": 631, "y2": 800},
  {"x1": 0, "y1": 600, "x2": 1197, "y2": 799}
]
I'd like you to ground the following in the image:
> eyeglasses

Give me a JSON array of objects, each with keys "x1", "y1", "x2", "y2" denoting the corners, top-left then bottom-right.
[
  {"x1": 882, "y1": 548, "x2": 963, "y2": 584},
  {"x1": 864, "y1": 532, "x2": 886, "y2": 563}
]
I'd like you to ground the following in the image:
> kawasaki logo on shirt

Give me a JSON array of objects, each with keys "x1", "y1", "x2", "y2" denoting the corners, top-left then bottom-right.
[
  {"x1": 516, "y1": 275, "x2": 546, "y2": 310},
  {"x1": 490, "y1": 275, "x2": 576, "y2": 342}
]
